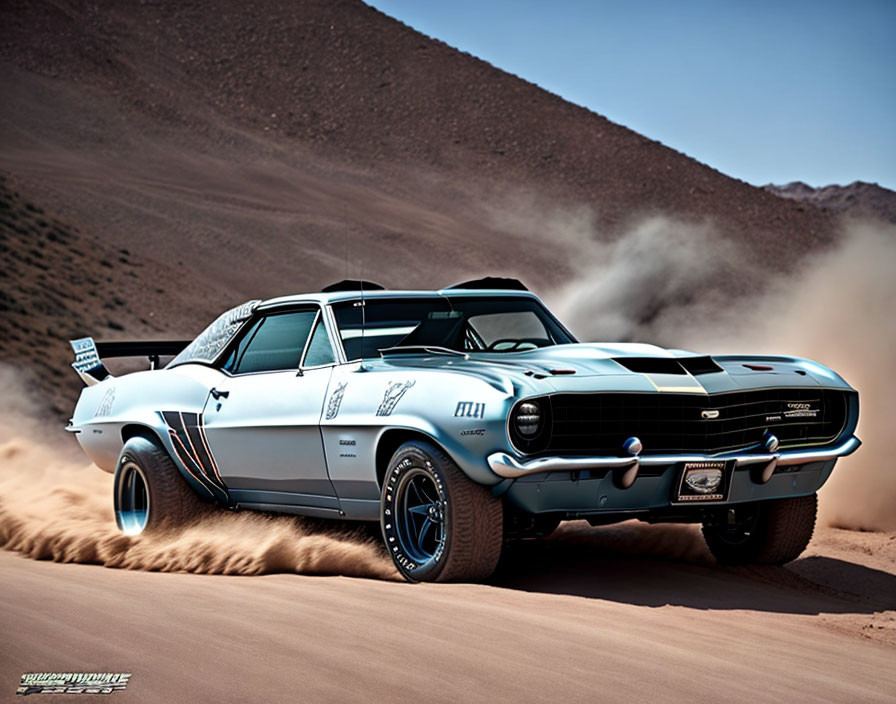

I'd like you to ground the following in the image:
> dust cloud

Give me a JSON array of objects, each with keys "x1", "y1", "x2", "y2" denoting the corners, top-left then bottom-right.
[
  {"x1": 552, "y1": 218, "x2": 896, "y2": 531},
  {"x1": 0, "y1": 368, "x2": 397, "y2": 578}
]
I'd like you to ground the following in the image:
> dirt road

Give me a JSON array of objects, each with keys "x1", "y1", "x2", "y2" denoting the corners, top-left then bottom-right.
[{"x1": 2, "y1": 523, "x2": 894, "y2": 703}]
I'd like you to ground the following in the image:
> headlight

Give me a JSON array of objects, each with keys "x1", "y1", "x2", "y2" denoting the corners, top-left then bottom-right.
[
  {"x1": 515, "y1": 401, "x2": 542, "y2": 437},
  {"x1": 509, "y1": 398, "x2": 551, "y2": 454}
]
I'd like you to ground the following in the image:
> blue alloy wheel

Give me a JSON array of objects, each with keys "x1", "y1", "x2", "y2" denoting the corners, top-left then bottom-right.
[
  {"x1": 394, "y1": 468, "x2": 445, "y2": 565},
  {"x1": 116, "y1": 461, "x2": 150, "y2": 535}
]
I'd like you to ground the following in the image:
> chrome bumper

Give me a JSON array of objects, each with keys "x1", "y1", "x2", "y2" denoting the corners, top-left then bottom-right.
[{"x1": 487, "y1": 435, "x2": 861, "y2": 480}]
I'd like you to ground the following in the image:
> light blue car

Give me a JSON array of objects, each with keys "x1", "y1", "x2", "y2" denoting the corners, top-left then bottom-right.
[{"x1": 68, "y1": 278, "x2": 860, "y2": 582}]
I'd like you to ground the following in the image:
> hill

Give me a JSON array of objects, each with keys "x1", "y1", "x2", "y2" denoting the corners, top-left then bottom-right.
[
  {"x1": 764, "y1": 181, "x2": 896, "y2": 224},
  {"x1": 1, "y1": 0, "x2": 838, "y2": 414}
]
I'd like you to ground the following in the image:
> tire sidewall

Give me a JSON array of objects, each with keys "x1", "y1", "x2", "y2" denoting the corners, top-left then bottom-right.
[
  {"x1": 381, "y1": 445, "x2": 450, "y2": 582},
  {"x1": 702, "y1": 495, "x2": 816, "y2": 565}
]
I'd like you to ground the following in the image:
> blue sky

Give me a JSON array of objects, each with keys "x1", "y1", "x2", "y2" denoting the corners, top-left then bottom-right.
[{"x1": 367, "y1": 0, "x2": 896, "y2": 189}]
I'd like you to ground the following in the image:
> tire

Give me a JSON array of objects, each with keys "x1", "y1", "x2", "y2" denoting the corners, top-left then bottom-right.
[
  {"x1": 114, "y1": 435, "x2": 210, "y2": 535},
  {"x1": 380, "y1": 440, "x2": 503, "y2": 582},
  {"x1": 701, "y1": 494, "x2": 817, "y2": 565}
]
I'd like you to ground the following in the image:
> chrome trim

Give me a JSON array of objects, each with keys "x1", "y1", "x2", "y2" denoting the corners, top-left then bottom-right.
[
  {"x1": 297, "y1": 310, "x2": 321, "y2": 367},
  {"x1": 323, "y1": 304, "x2": 348, "y2": 365},
  {"x1": 775, "y1": 436, "x2": 861, "y2": 465},
  {"x1": 487, "y1": 435, "x2": 861, "y2": 479}
]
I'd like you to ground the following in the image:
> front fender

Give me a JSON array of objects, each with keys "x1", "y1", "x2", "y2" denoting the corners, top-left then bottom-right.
[{"x1": 321, "y1": 365, "x2": 517, "y2": 491}]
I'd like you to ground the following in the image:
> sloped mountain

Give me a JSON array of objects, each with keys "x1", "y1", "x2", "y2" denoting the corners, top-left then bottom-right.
[
  {"x1": 1, "y1": 0, "x2": 838, "y2": 415},
  {"x1": 764, "y1": 182, "x2": 896, "y2": 225}
]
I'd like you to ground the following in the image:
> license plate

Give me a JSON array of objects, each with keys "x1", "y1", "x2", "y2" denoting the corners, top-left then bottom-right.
[{"x1": 675, "y1": 461, "x2": 730, "y2": 502}]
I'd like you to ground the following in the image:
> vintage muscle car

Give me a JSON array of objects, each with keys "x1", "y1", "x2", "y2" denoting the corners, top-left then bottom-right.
[{"x1": 67, "y1": 278, "x2": 860, "y2": 582}]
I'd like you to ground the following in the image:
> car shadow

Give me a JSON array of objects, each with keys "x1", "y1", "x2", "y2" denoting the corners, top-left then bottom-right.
[{"x1": 491, "y1": 521, "x2": 896, "y2": 615}]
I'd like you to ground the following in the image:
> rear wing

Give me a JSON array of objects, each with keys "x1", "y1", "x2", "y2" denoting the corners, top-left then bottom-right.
[{"x1": 69, "y1": 337, "x2": 190, "y2": 386}]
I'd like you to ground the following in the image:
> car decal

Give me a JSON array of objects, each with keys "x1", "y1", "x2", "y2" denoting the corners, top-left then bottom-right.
[
  {"x1": 454, "y1": 401, "x2": 485, "y2": 419},
  {"x1": 95, "y1": 387, "x2": 116, "y2": 417},
  {"x1": 168, "y1": 299, "x2": 260, "y2": 367},
  {"x1": 161, "y1": 411, "x2": 228, "y2": 501},
  {"x1": 376, "y1": 380, "x2": 416, "y2": 416},
  {"x1": 325, "y1": 382, "x2": 348, "y2": 420}
]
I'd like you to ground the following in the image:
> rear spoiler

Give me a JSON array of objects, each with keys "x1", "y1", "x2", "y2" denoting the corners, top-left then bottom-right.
[{"x1": 70, "y1": 337, "x2": 190, "y2": 386}]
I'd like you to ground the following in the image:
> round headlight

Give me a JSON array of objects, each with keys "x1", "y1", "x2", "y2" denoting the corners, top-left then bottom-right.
[{"x1": 515, "y1": 401, "x2": 542, "y2": 437}]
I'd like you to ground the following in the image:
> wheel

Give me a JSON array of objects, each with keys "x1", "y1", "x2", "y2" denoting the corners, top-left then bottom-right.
[
  {"x1": 380, "y1": 440, "x2": 503, "y2": 582},
  {"x1": 114, "y1": 435, "x2": 209, "y2": 535},
  {"x1": 701, "y1": 494, "x2": 817, "y2": 565}
]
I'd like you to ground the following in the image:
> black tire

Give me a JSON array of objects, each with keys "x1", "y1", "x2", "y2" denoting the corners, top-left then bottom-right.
[
  {"x1": 381, "y1": 440, "x2": 503, "y2": 582},
  {"x1": 701, "y1": 494, "x2": 817, "y2": 565},
  {"x1": 114, "y1": 435, "x2": 210, "y2": 535}
]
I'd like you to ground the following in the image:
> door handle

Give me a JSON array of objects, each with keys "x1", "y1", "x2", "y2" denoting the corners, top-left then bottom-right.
[{"x1": 210, "y1": 387, "x2": 230, "y2": 400}]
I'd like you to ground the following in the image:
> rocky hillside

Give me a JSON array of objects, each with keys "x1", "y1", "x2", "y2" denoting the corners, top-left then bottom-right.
[
  {"x1": 764, "y1": 182, "x2": 896, "y2": 224},
  {"x1": 0, "y1": 0, "x2": 845, "y2": 416}
]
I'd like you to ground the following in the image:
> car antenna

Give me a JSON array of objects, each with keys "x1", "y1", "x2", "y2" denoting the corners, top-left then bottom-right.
[
  {"x1": 360, "y1": 273, "x2": 366, "y2": 351},
  {"x1": 359, "y1": 255, "x2": 367, "y2": 367}
]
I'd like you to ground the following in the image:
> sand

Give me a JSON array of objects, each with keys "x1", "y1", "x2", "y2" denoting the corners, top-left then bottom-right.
[{"x1": 1, "y1": 523, "x2": 894, "y2": 703}]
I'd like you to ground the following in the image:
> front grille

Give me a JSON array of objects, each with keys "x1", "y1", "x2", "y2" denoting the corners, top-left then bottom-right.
[{"x1": 522, "y1": 389, "x2": 848, "y2": 456}]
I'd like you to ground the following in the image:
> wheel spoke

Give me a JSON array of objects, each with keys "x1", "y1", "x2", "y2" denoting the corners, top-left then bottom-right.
[
  {"x1": 418, "y1": 482, "x2": 439, "y2": 504},
  {"x1": 394, "y1": 470, "x2": 446, "y2": 564},
  {"x1": 417, "y1": 517, "x2": 433, "y2": 547},
  {"x1": 408, "y1": 480, "x2": 426, "y2": 505}
]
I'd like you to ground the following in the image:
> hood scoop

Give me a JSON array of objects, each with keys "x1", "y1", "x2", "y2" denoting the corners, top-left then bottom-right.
[
  {"x1": 614, "y1": 356, "x2": 723, "y2": 376},
  {"x1": 524, "y1": 367, "x2": 577, "y2": 379}
]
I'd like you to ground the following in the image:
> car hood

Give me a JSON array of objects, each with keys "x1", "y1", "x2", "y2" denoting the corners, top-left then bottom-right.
[{"x1": 374, "y1": 342, "x2": 853, "y2": 396}]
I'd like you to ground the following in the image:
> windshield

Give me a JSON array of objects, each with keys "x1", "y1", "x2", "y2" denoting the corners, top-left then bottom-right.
[{"x1": 331, "y1": 296, "x2": 575, "y2": 359}]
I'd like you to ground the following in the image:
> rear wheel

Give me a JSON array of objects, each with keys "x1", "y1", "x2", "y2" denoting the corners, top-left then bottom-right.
[
  {"x1": 381, "y1": 440, "x2": 503, "y2": 582},
  {"x1": 701, "y1": 494, "x2": 817, "y2": 565},
  {"x1": 114, "y1": 436, "x2": 209, "y2": 535}
]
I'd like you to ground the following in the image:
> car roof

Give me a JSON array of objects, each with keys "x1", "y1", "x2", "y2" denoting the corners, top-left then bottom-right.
[{"x1": 256, "y1": 288, "x2": 542, "y2": 310}]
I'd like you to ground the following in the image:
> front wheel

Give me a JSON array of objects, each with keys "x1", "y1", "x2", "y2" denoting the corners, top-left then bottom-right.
[
  {"x1": 701, "y1": 494, "x2": 817, "y2": 565},
  {"x1": 381, "y1": 441, "x2": 503, "y2": 582}
]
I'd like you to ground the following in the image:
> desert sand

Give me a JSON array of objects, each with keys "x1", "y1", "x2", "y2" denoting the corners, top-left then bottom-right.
[
  {"x1": 1, "y1": 420, "x2": 895, "y2": 702},
  {"x1": 1, "y1": 524, "x2": 895, "y2": 703}
]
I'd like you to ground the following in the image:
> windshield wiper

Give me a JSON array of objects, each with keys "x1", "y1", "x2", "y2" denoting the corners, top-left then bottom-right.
[{"x1": 379, "y1": 345, "x2": 470, "y2": 359}]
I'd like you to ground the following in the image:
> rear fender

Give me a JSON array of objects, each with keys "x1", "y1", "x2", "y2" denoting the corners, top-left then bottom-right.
[{"x1": 70, "y1": 368, "x2": 230, "y2": 505}]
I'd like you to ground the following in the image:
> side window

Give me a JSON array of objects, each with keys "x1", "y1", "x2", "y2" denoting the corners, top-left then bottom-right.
[
  {"x1": 220, "y1": 317, "x2": 263, "y2": 372},
  {"x1": 224, "y1": 310, "x2": 317, "y2": 374},
  {"x1": 303, "y1": 317, "x2": 335, "y2": 367}
]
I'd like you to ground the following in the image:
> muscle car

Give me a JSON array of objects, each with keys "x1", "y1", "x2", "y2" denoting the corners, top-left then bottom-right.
[{"x1": 67, "y1": 278, "x2": 860, "y2": 581}]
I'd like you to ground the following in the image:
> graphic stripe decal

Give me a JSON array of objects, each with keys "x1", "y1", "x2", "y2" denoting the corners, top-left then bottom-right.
[
  {"x1": 183, "y1": 413, "x2": 218, "y2": 483},
  {"x1": 168, "y1": 430, "x2": 216, "y2": 499},
  {"x1": 197, "y1": 422, "x2": 223, "y2": 484},
  {"x1": 161, "y1": 410, "x2": 228, "y2": 501}
]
